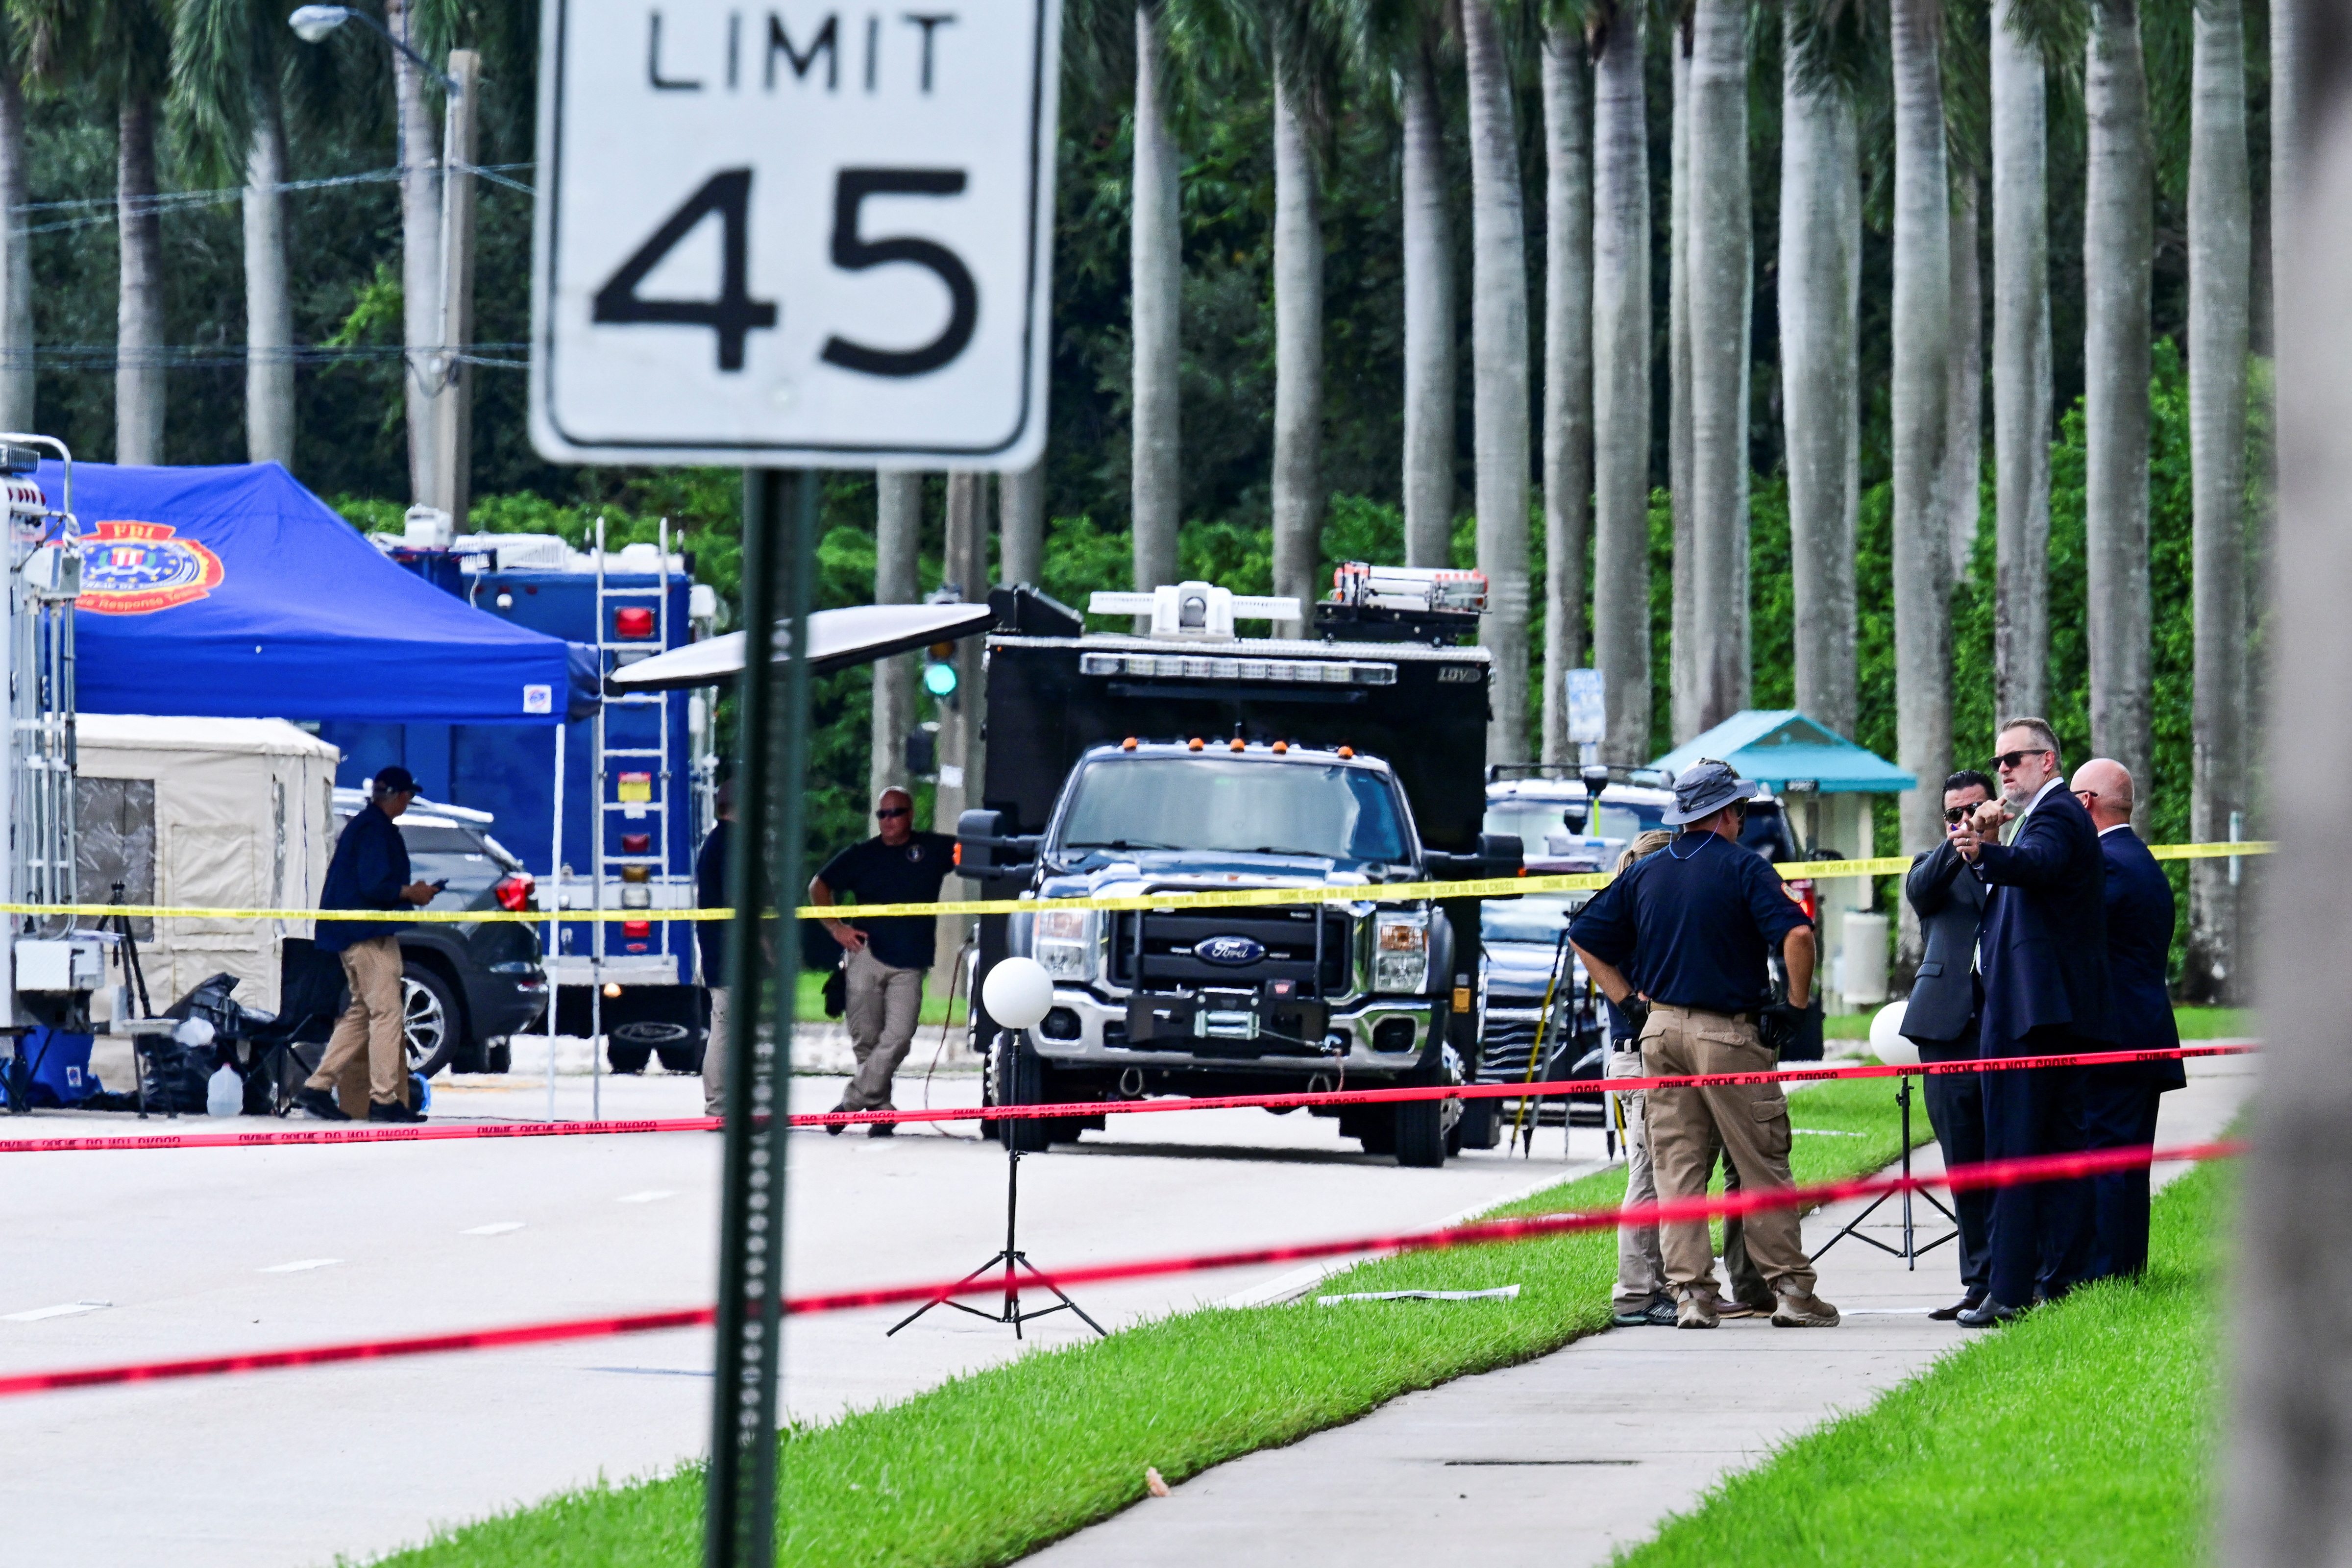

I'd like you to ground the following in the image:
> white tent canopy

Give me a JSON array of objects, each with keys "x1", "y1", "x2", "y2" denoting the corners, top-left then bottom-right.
[{"x1": 605, "y1": 603, "x2": 998, "y2": 693}]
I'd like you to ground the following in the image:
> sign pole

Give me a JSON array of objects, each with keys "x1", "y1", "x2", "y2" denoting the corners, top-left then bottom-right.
[{"x1": 706, "y1": 466, "x2": 817, "y2": 1568}]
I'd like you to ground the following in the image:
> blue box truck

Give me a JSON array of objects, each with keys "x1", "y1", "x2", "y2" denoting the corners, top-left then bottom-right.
[{"x1": 319, "y1": 526, "x2": 721, "y2": 1073}]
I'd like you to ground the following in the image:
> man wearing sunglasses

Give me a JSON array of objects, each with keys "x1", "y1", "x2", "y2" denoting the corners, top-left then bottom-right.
[
  {"x1": 810, "y1": 786, "x2": 957, "y2": 1132},
  {"x1": 1902, "y1": 768, "x2": 1999, "y2": 1320},
  {"x1": 1947, "y1": 717, "x2": 2115, "y2": 1324}
]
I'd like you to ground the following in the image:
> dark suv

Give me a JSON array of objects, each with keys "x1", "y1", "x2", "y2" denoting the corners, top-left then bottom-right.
[{"x1": 331, "y1": 790, "x2": 548, "y2": 1075}]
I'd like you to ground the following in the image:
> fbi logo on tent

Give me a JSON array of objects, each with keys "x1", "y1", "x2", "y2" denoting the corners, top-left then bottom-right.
[{"x1": 75, "y1": 520, "x2": 227, "y2": 614}]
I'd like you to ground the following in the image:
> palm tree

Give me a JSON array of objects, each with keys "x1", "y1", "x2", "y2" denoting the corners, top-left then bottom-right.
[
  {"x1": 1540, "y1": 16, "x2": 1591, "y2": 764},
  {"x1": 2184, "y1": 0, "x2": 2247, "y2": 1000},
  {"x1": 172, "y1": 0, "x2": 301, "y2": 466},
  {"x1": 1267, "y1": 6, "x2": 1334, "y2": 636},
  {"x1": 2083, "y1": 0, "x2": 2152, "y2": 815},
  {"x1": 1399, "y1": 29, "x2": 1455, "y2": 569},
  {"x1": 389, "y1": 0, "x2": 442, "y2": 503},
  {"x1": 1590, "y1": 0, "x2": 1650, "y2": 762},
  {"x1": 14, "y1": 0, "x2": 173, "y2": 465},
  {"x1": 1667, "y1": 26, "x2": 1696, "y2": 742},
  {"x1": 0, "y1": 25, "x2": 30, "y2": 433},
  {"x1": 1990, "y1": 5, "x2": 2052, "y2": 721},
  {"x1": 1132, "y1": 0, "x2": 1183, "y2": 591},
  {"x1": 1890, "y1": 0, "x2": 1951, "y2": 862},
  {"x1": 1944, "y1": 176, "x2": 1982, "y2": 580},
  {"x1": 871, "y1": 472, "x2": 922, "y2": 805},
  {"x1": 1462, "y1": 0, "x2": 1530, "y2": 764},
  {"x1": 1686, "y1": 0, "x2": 1749, "y2": 736},
  {"x1": 2269, "y1": 0, "x2": 2299, "y2": 312},
  {"x1": 1779, "y1": 0, "x2": 1862, "y2": 739},
  {"x1": 1000, "y1": 460, "x2": 1046, "y2": 586}
]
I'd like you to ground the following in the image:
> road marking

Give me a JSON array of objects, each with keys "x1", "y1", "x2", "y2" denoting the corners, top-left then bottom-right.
[
  {"x1": 3, "y1": 1300, "x2": 111, "y2": 1323},
  {"x1": 615, "y1": 1190, "x2": 678, "y2": 1204},
  {"x1": 1793, "y1": 1127, "x2": 1869, "y2": 1137},
  {"x1": 461, "y1": 1222, "x2": 526, "y2": 1236},
  {"x1": 259, "y1": 1259, "x2": 344, "y2": 1274},
  {"x1": 587, "y1": 1365, "x2": 713, "y2": 1377}
]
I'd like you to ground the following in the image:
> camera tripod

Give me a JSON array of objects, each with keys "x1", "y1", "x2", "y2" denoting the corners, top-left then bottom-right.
[
  {"x1": 1813, "y1": 1076, "x2": 1959, "y2": 1268},
  {"x1": 886, "y1": 1033, "x2": 1107, "y2": 1341}
]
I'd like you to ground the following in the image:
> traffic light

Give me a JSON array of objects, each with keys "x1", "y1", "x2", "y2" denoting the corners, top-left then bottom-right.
[{"x1": 922, "y1": 641, "x2": 959, "y2": 700}]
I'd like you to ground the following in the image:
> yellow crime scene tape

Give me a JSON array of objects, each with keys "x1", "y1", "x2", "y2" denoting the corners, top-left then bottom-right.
[{"x1": 0, "y1": 840, "x2": 2273, "y2": 926}]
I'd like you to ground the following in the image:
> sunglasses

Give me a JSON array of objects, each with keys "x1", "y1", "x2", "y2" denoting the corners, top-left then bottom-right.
[
  {"x1": 1943, "y1": 806, "x2": 1976, "y2": 826},
  {"x1": 1991, "y1": 749, "x2": 2051, "y2": 771},
  {"x1": 876, "y1": 806, "x2": 911, "y2": 820}
]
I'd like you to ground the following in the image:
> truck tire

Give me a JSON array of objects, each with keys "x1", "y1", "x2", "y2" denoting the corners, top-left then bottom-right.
[
  {"x1": 485, "y1": 1039, "x2": 513, "y2": 1074},
  {"x1": 1455, "y1": 1095, "x2": 1501, "y2": 1151},
  {"x1": 605, "y1": 1036, "x2": 654, "y2": 1074},
  {"x1": 1393, "y1": 1052, "x2": 1460, "y2": 1169},
  {"x1": 992, "y1": 1034, "x2": 1051, "y2": 1153}
]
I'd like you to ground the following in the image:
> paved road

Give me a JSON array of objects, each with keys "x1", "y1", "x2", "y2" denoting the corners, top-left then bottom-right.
[
  {"x1": 0, "y1": 1062, "x2": 1606, "y2": 1568},
  {"x1": 1026, "y1": 1051, "x2": 2255, "y2": 1568}
]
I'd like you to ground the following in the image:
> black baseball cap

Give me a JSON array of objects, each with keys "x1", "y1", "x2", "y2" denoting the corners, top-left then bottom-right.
[{"x1": 373, "y1": 765, "x2": 419, "y2": 797}]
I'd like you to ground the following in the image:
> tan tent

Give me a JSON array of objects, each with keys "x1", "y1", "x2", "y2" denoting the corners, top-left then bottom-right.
[{"x1": 75, "y1": 714, "x2": 340, "y2": 1014}]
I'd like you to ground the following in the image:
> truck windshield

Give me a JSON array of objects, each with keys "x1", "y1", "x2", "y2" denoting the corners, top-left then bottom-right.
[{"x1": 1058, "y1": 758, "x2": 1412, "y2": 865}]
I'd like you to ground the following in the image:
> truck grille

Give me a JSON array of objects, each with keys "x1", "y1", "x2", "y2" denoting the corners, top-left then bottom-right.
[
  {"x1": 1109, "y1": 907, "x2": 1352, "y2": 995},
  {"x1": 1475, "y1": 1011, "x2": 1600, "y2": 1126}
]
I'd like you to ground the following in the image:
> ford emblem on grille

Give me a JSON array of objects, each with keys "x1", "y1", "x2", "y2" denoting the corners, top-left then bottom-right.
[{"x1": 1195, "y1": 935, "x2": 1266, "y2": 966}]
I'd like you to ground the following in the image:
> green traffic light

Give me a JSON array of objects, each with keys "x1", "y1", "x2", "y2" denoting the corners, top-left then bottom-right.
[{"x1": 923, "y1": 660, "x2": 960, "y2": 698}]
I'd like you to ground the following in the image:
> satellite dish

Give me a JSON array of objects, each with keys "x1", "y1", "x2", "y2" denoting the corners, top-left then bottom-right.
[
  {"x1": 1869, "y1": 999, "x2": 1920, "y2": 1067},
  {"x1": 982, "y1": 956, "x2": 1054, "y2": 1031}
]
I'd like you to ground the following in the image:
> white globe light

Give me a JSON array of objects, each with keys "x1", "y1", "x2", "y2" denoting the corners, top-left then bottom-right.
[
  {"x1": 1869, "y1": 999, "x2": 1920, "y2": 1067},
  {"x1": 289, "y1": 5, "x2": 351, "y2": 44},
  {"x1": 982, "y1": 956, "x2": 1054, "y2": 1030}
]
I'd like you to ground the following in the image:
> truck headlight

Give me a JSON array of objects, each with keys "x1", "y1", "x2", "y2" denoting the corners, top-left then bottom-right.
[
  {"x1": 1033, "y1": 907, "x2": 1098, "y2": 980},
  {"x1": 1373, "y1": 911, "x2": 1430, "y2": 993}
]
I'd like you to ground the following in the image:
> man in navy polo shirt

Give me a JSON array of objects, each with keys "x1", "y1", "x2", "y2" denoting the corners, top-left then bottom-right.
[
  {"x1": 810, "y1": 786, "x2": 956, "y2": 1132},
  {"x1": 1571, "y1": 759, "x2": 1836, "y2": 1329}
]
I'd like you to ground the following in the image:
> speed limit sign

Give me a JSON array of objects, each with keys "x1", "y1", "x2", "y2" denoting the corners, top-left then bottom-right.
[{"x1": 530, "y1": 0, "x2": 1061, "y2": 468}]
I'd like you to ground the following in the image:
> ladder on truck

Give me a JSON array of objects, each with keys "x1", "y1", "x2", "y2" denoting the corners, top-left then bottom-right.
[{"x1": 589, "y1": 516, "x2": 678, "y2": 1109}]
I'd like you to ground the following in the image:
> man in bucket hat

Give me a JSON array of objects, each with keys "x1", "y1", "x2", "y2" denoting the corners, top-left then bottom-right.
[{"x1": 1570, "y1": 759, "x2": 1837, "y2": 1329}]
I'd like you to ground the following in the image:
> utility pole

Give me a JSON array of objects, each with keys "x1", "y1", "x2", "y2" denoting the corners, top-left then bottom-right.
[
  {"x1": 871, "y1": 472, "x2": 922, "y2": 805},
  {"x1": 931, "y1": 471, "x2": 989, "y2": 1001},
  {"x1": 428, "y1": 50, "x2": 481, "y2": 532}
]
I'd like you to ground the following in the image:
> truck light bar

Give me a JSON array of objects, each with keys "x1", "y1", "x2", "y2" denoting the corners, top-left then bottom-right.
[
  {"x1": 1329, "y1": 562, "x2": 1489, "y2": 614},
  {"x1": 1078, "y1": 652, "x2": 1398, "y2": 686}
]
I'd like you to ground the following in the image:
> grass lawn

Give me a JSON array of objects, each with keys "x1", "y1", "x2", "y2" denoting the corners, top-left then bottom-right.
[
  {"x1": 1616, "y1": 1145, "x2": 2231, "y2": 1568},
  {"x1": 791, "y1": 969, "x2": 970, "y2": 1030},
  {"x1": 1826, "y1": 1004, "x2": 2257, "y2": 1042},
  {"x1": 376, "y1": 1074, "x2": 1932, "y2": 1567}
]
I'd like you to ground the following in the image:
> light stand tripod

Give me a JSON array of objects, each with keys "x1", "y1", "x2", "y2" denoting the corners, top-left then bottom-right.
[
  {"x1": 1813, "y1": 1077, "x2": 1959, "y2": 1268},
  {"x1": 887, "y1": 1030, "x2": 1107, "y2": 1341}
]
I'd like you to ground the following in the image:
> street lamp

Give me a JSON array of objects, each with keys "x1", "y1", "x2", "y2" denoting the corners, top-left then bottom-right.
[
  {"x1": 286, "y1": 6, "x2": 460, "y2": 91},
  {"x1": 286, "y1": 5, "x2": 477, "y2": 527}
]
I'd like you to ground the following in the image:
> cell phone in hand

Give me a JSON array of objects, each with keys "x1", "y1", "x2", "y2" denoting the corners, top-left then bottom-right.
[{"x1": 430, "y1": 879, "x2": 450, "y2": 891}]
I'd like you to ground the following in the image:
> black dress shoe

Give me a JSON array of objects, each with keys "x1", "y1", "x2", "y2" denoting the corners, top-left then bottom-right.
[
  {"x1": 293, "y1": 1086, "x2": 350, "y2": 1122},
  {"x1": 1957, "y1": 1298, "x2": 2023, "y2": 1328},
  {"x1": 1930, "y1": 1290, "x2": 1987, "y2": 1322},
  {"x1": 367, "y1": 1099, "x2": 426, "y2": 1124}
]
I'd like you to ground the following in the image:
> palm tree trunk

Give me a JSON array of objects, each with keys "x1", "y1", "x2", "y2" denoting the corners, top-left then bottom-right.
[
  {"x1": 1464, "y1": 0, "x2": 1531, "y2": 764},
  {"x1": 116, "y1": 96, "x2": 165, "y2": 466},
  {"x1": 871, "y1": 472, "x2": 923, "y2": 806},
  {"x1": 1687, "y1": 0, "x2": 1748, "y2": 735},
  {"x1": 1591, "y1": 2, "x2": 1652, "y2": 763},
  {"x1": 2185, "y1": 0, "x2": 2248, "y2": 1002},
  {"x1": 2084, "y1": 0, "x2": 2154, "y2": 817},
  {"x1": 0, "y1": 62, "x2": 30, "y2": 432},
  {"x1": 1131, "y1": 1, "x2": 1182, "y2": 591},
  {"x1": 1270, "y1": 70, "x2": 1323, "y2": 636},
  {"x1": 244, "y1": 87, "x2": 295, "y2": 468},
  {"x1": 1541, "y1": 24, "x2": 1592, "y2": 763},
  {"x1": 1401, "y1": 42, "x2": 1457, "y2": 570},
  {"x1": 999, "y1": 459, "x2": 1046, "y2": 586},
  {"x1": 1890, "y1": 0, "x2": 1952, "y2": 872},
  {"x1": 1991, "y1": 13, "x2": 2053, "y2": 722},
  {"x1": 1945, "y1": 176, "x2": 1984, "y2": 580},
  {"x1": 389, "y1": 0, "x2": 443, "y2": 504},
  {"x1": 2217, "y1": 6, "x2": 2352, "y2": 1540},
  {"x1": 1668, "y1": 31, "x2": 1697, "y2": 743},
  {"x1": 1779, "y1": 13, "x2": 1860, "y2": 739},
  {"x1": 2269, "y1": 0, "x2": 2300, "y2": 302}
]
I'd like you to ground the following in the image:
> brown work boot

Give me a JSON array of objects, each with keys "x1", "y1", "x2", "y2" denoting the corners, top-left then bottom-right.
[
  {"x1": 1675, "y1": 1289, "x2": 1721, "y2": 1330},
  {"x1": 1771, "y1": 1290, "x2": 1841, "y2": 1327}
]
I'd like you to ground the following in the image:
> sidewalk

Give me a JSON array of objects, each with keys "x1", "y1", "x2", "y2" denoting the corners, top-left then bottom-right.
[{"x1": 1027, "y1": 1051, "x2": 2254, "y2": 1568}]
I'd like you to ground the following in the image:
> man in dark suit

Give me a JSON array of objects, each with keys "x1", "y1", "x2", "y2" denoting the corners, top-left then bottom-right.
[
  {"x1": 1903, "y1": 768, "x2": 1999, "y2": 1320},
  {"x1": 1950, "y1": 717, "x2": 2115, "y2": 1324},
  {"x1": 2070, "y1": 758, "x2": 2187, "y2": 1279}
]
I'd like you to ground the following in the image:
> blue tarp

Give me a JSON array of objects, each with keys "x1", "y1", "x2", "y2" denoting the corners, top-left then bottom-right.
[
  {"x1": 1652, "y1": 710, "x2": 1917, "y2": 794},
  {"x1": 52, "y1": 461, "x2": 596, "y2": 724}
]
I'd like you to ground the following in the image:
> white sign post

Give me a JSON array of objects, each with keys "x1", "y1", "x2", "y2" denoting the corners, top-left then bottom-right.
[{"x1": 531, "y1": 0, "x2": 1062, "y2": 469}]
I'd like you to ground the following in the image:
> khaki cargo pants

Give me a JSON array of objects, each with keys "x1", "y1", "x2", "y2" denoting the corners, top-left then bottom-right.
[
  {"x1": 1640, "y1": 1003, "x2": 1817, "y2": 1298},
  {"x1": 307, "y1": 934, "x2": 408, "y2": 1111},
  {"x1": 840, "y1": 946, "x2": 925, "y2": 1111}
]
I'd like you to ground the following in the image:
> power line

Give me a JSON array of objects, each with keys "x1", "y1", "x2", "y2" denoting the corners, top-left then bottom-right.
[
  {"x1": 11, "y1": 162, "x2": 534, "y2": 236},
  {"x1": 2, "y1": 343, "x2": 529, "y2": 370}
]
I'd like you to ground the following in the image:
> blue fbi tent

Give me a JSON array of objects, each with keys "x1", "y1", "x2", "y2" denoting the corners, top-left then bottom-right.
[
  {"x1": 54, "y1": 461, "x2": 596, "y2": 724},
  {"x1": 1652, "y1": 710, "x2": 1916, "y2": 794}
]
